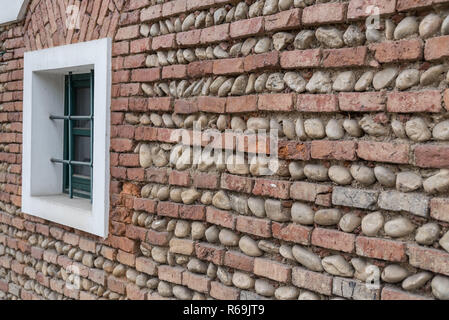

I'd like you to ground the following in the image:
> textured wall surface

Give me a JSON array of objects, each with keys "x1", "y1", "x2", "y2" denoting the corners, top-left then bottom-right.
[{"x1": 1, "y1": 0, "x2": 449, "y2": 300}]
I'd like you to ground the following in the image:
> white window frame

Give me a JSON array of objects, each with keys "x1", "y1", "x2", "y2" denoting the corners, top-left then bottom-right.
[{"x1": 22, "y1": 38, "x2": 111, "y2": 238}]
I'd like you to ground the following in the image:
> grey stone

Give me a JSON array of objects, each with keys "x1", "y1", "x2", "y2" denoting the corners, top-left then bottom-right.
[
  {"x1": 306, "y1": 71, "x2": 332, "y2": 93},
  {"x1": 440, "y1": 231, "x2": 449, "y2": 253},
  {"x1": 205, "y1": 226, "x2": 219, "y2": 243},
  {"x1": 355, "y1": 71, "x2": 374, "y2": 91},
  {"x1": 240, "y1": 290, "x2": 269, "y2": 300},
  {"x1": 343, "y1": 25, "x2": 365, "y2": 46},
  {"x1": 415, "y1": 223, "x2": 440, "y2": 245},
  {"x1": 289, "y1": 162, "x2": 305, "y2": 180},
  {"x1": 339, "y1": 213, "x2": 361, "y2": 233},
  {"x1": 396, "y1": 172, "x2": 422, "y2": 192},
  {"x1": 304, "y1": 118, "x2": 326, "y2": 139},
  {"x1": 294, "y1": 30, "x2": 315, "y2": 49},
  {"x1": 254, "y1": 37, "x2": 271, "y2": 54},
  {"x1": 361, "y1": 212, "x2": 384, "y2": 237},
  {"x1": 248, "y1": 197, "x2": 266, "y2": 218},
  {"x1": 175, "y1": 220, "x2": 191, "y2": 238},
  {"x1": 181, "y1": 189, "x2": 201, "y2": 205},
  {"x1": 374, "y1": 166, "x2": 396, "y2": 187},
  {"x1": 359, "y1": 115, "x2": 389, "y2": 136},
  {"x1": 373, "y1": 68, "x2": 398, "y2": 90},
  {"x1": 382, "y1": 265, "x2": 409, "y2": 283},
  {"x1": 433, "y1": 120, "x2": 449, "y2": 140},
  {"x1": 343, "y1": 119, "x2": 363, "y2": 137},
  {"x1": 265, "y1": 199, "x2": 290, "y2": 222},
  {"x1": 284, "y1": 72, "x2": 306, "y2": 93},
  {"x1": 442, "y1": 15, "x2": 449, "y2": 35},
  {"x1": 329, "y1": 165, "x2": 353, "y2": 185},
  {"x1": 405, "y1": 118, "x2": 431, "y2": 142},
  {"x1": 292, "y1": 245, "x2": 323, "y2": 272},
  {"x1": 263, "y1": 0, "x2": 279, "y2": 15},
  {"x1": 255, "y1": 279, "x2": 275, "y2": 297},
  {"x1": 291, "y1": 202, "x2": 314, "y2": 225},
  {"x1": 391, "y1": 119, "x2": 407, "y2": 138},
  {"x1": 304, "y1": 164, "x2": 328, "y2": 181},
  {"x1": 394, "y1": 16, "x2": 418, "y2": 40},
  {"x1": 431, "y1": 276, "x2": 449, "y2": 300},
  {"x1": 396, "y1": 69, "x2": 420, "y2": 90},
  {"x1": 232, "y1": 272, "x2": 254, "y2": 290},
  {"x1": 316, "y1": 27, "x2": 344, "y2": 48},
  {"x1": 332, "y1": 187, "x2": 379, "y2": 210},
  {"x1": 191, "y1": 222, "x2": 206, "y2": 240},
  {"x1": 350, "y1": 165, "x2": 376, "y2": 186},
  {"x1": 273, "y1": 32, "x2": 294, "y2": 51},
  {"x1": 322, "y1": 255, "x2": 354, "y2": 277},
  {"x1": 219, "y1": 229, "x2": 240, "y2": 247},
  {"x1": 266, "y1": 73, "x2": 285, "y2": 92},
  {"x1": 423, "y1": 170, "x2": 449, "y2": 194},
  {"x1": 419, "y1": 14, "x2": 441, "y2": 38},
  {"x1": 333, "y1": 71, "x2": 356, "y2": 92},
  {"x1": 239, "y1": 236, "x2": 263, "y2": 257},
  {"x1": 212, "y1": 191, "x2": 231, "y2": 210},
  {"x1": 378, "y1": 191, "x2": 429, "y2": 217},
  {"x1": 187, "y1": 258, "x2": 208, "y2": 274},
  {"x1": 384, "y1": 217, "x2": 415, "y2": 238},
  {"x1": 173, "y1": 286, "x2": 193, "y2": 300},
  {"x1": 275, "y1": 286, "x2": 299, "y2": 300},
  {"x1": 421, "y1": 65, "x2": 446, "y2": 86},
  {"x1": 403, "y1": 272, "x2": 433, "y2": 291},
  {"x1": 314, "y1": 209, "x2": 341, "y2": 226},
  {"x1": 325, "y1": 119, "x2": 345, "y2": 140}
]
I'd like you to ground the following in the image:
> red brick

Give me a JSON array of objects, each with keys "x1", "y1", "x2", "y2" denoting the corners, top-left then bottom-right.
[
  {"x1": 107, "y1": 276, "x2": 127, "y2": 294},
  {"x1": 213, "y1": 58, "x2": 244, "y2": 75},
  {"x1": 290, "y1": 182, "x2": 332, "y2": 203},
  {"x1": 371, "y1": 39, "x2": 423, "y2": 63},
  {"x1": 357, "y1": 141, "x2": 410, "y2": 164},
  {"x1": 197, "y1": 96, "x2": 226, "y2": 113},
  {"x1": 230, "y1": 17, "x2": 264, "y2": 39},
  {"x1": 158, "y1": 265, "x2": 183, "y2": 284},
  {"x1": 187, "y1": 61, "x2": 214, "y2": 77},
  {"x1": 278, "y1": 141, "x2": 311, "y2": 161},
  {"x1": 292, "y1": 267, "x2": 333, "y2": 296},
  {"x1": 135, "y1": 257, "x2": 158, "y2": 276},
  {"x1": 407, "y1": 244, "x2": 449, "y2": 276},
  {"x1": 311, "y1": 228, "x2": 355, "y2": 253},
  {"x1": 162, "y1": 65, "x2": 187, "y2": 79},
  {"x1": 109, "y1": 235, "x2": 138, "y2": 253},
  {"x1": 126, "y1": 283, "x2": 147, "y2": 300},
  {"x1": 152, "y1": 34, "x2": 176, "y2": 50},
  {"x1": 264, "y1": 9, "x2": 301, "y2": 31},
  {"x1": 147, "y1": 97, "x2": 172, "y2": 112},
  {"x1": 387, "y1": 90, "x2": 441, "y2": 113},
  {"x1": 115, "y1": 25, "x2": 139, "y2": 40},
  {"x1": 272, "y1": 222, "x2": 311, "y2": 245},
  {"x1": 117, "y1": 249, "x2": 136, "y2": 267},
  {"x1": 206, "y1": 207, "x2": 236, "y2": 229},
  {"x1": 444, "y1": 89, "x2": 449, "y2": 111},
  {"x1": 323, "y1": 46, "x2": 368, "y2": 67},
  {"x1": 63, "y1": 232, "x2": 80, "y2": 246},
  {"x1": 226, "y1": 95, "x2": 258, "y2": 113},
  {"x1": 131, "y1": 68, "x2": 160, "y2": 82},
  {"x1": 176, "y1": 29, "x2": 201, "y2": 46},
  {"x1": 425, "y1": 35, "x2": 449, "y2": 60},
  {"x1": 302, "y1": 2, "x2": 347, "y2": 25},
  {"x1": 224, "y1": 250, "x2": 254, "y2": 273},
  {"x1": 220, "y1": 173, "x2": 254, "y2": 193},
  {"x1": 397, "y1": 0, "x2": 433, "y2": 11},
  {"x1": 236, "y1": 216, "x2": 271, "y2": 238},
  {"x1": 252, "y1": 178, "x2": 291, "y2": 199},
  {"x1": 348, "y1": 0, "x2": 397, "y2": 20},
  {"x1": 146, "y1": 229, "x2": 171, "y2": 246},
  {"x1": 311, "y1": 140, "x2": 358, "y2": 161},
  {"x1": 169, "y1": 170, "x2": 191, "y2": 186},
  {"x1": 88, "y1": 268, "x2": 106, "y2": 286},
  {"x1": 356, "y1": 236, "x2": 406, "y2": 262},
  {"x1": 162, "y1": 0, "x2": 186, "y2": 17},
  {"x1": 210, "y1": 281, "x2": 240, "y2": 300},
  {"x1": 280, "y1": 49, "x2": 321, "y2": 69},
  {"x1": 130, "y1": 38, "x2": 151, "y2": 53},
  {"x1": 258, "y1": 93, "x2": 294, "y2": 112},
  {"x1": 179, "y1": 205, "x2": 206, "y2": 221},
  {"x1": 140, "y1": 4, "x2": 162, "y2": 22},
  {"x1": 200, "y1": 24, "x2": 230, "y2": 44},
  {"x1": 174, "y1": 98, "x2": 198, "y2": 114},
  {"x1": 414, "y1": 145, "x2": 449, "y2": 168},
  {"x1": 133, "y1": 198, "x2": 157, "y2": 213},
  {"x1": 182, "y1": 271, "x2": 210, "y2": 293},
  {"x1": 192, "y1": 173, "x2": 218, "y2": 189},
  {"x1": 296, "y1": 94, "x2": 338, "y2": 112},
  {"x1": 157, "y1": 202, "x2": 180, "y2": 218},
  {"x1": 254, "y1": 258, "x2": 291, "y2": 283},
  {"x1": 243, "y1": 51, "x2": 279, "y2": 72},
  {"x1": 339, "y1": 92, "x2": 386, "y2": 112},
  {"x1": 381, "y1": 286, "x2": 433, "y2": 300},
  {"x1": 195, "y1": 242, "x2": 225, "y2": 265},
  {"x1": 125, "y1": 224, "x2": 147, "y2": 241},
  {"x1": 146, "y1": 167, "x2": 168, "y2": 184},
  {"x1": 430, "y1": 198, "x2": 449, "y2": 223}
]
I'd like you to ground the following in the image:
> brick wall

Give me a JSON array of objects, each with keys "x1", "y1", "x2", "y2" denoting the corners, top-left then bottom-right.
[{"x1": 0, "y1": 0, "x2": 449, "y2": 300}]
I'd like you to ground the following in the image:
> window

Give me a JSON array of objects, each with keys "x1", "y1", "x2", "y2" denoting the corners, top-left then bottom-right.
[
  {"x1": 52, "y1": 72, "x2": 94, "y2": 200},
  {"x1": 22, "y1": 38, "x2": 111, "y2": 237}
]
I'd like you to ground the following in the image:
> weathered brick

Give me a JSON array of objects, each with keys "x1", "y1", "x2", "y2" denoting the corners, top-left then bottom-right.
[
  {"x1": 252, "y1": 178, "x2": 290, "y2": 199},
  {"x1": 200, "y1": 24, "x2": 230, "y2": 44},
  {"x1": 378, "y1": 191, "x2": 429, "y2": 217},
  {"x1": 290, "y1": 182, "x2": 332, "y2": 203},
  {"x1": 224, "y1": 251, "x2": 254, "y2": 272},
  {"x1": 272, "y1": 222, "x2": 311, "y2": 245},
  {"x1": 206, "y1": 207, "x2": 236, "y2": 229},
  {"x1": 296, "y1": 94, "x2": 338, "y2": 112},
  {"x1": 292, "y1": 267, "x2": 333, "y2": 296},
  {"x1": 333, "y1": 277, "x2": 380, "y2": 300},
  {"x1": 414, "y1": 145, "x2": 449, "y2": 168},
  {"x1": 236, "y1": 216, "x2": 271, "y2": 238},
  {"x1": 371, "y1": 39, "x2": 423, "y2": 63},
  {"x1": 407, "y1": 244, "x2": 449, "y2": 276},
  {"x1": 387, "y1": 90, "x2": 442, "y2": 113},
  {"x1": 254, "y1": 258, "x2": 291, "y2": 283},
  {"x1": 226, "y1": 96, "x2": 258, "y2": 113},
  {"x1": 169, "y1": 238, "x2": 195, "y2": 255},
  {"x1": 357, "y1": 141, "x2": 410, "y2": 164},
  {"x1": 311, "y1": 228, "x2": 356, "y2": 253},
  {"x1": 210, "y1": 281, "x2": 240, "y2": 300},
  {"x1": 323, "y1": 46, "x2": 368, "y2": 67},
  {"x1": 221, "y1": 173, "x2": 254, "y2": 193},
  {"x1": 280, "y1": 49, "x2": 321, "y2": 68},
  {"x1": 135, "y1": 257, "x2": 158, "y2": 276},
  {"x1": 230, "y1": 17, "x2": 264, "y2": 39},
  {"x1": 339, "y1": 92, "x2": 385, "y2": 112},
  {"x1": 347, "y1": 0, "x2": 396, "y2": 20},
  {"x1": 157, "y1": 265, "x2": 183, "y2": 284},
  {"x1": 302, "y1": 2, "x2": 347, "y2": 25},
  {"x1": 195, "y1": 242, "x2": 225, "y2": 265},
  {"x1": 397, "y1": 0, "x2": 434, "y2": 11},
  {"x1": 311, "y1": 140, "x2": 357, "y2": 161},
  {"x1": 182, "y1": 271, "x2": 210, "y2": 293},
  {"x1": 332, "y1": 187, "x2": 379, "y2": 210},
  {"x1": 243, "y1": 51, "x2": 279, "y2": 72},
  {"x1": 356, "y1": 236, "x2": 406, "y2": 262},
  {"x1": 264, "y1": 9, "x2": 301, "y2": 31},
  {"x1": 258, "y1": 93, "x2": 294, "y2": 112},
  {"x1": 430, "y1": 198, "x2": 449, "y2": 223},
  {"x1": 381, "y1": 286, "x2": 433, "y2": 300}
]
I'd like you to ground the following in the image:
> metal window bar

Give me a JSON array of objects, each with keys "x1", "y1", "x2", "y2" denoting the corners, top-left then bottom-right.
[{"x1": 49, "y1": 70, "x2": 94, "y2": 200}]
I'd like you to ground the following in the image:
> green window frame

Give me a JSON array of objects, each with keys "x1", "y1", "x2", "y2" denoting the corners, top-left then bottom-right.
[{"x1": 50, "y1": 71, "x2": 94, "y2": 201}]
